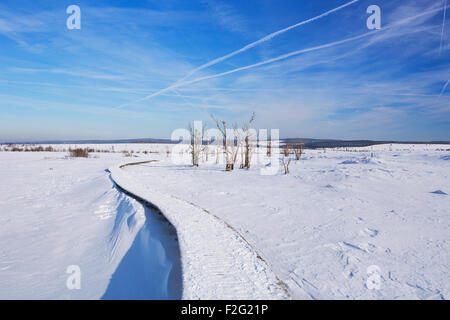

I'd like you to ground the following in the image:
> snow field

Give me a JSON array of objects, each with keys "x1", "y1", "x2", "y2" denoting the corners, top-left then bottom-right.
[{"x1": 0, "y1": 143, "x2": 448, "y2": 299}]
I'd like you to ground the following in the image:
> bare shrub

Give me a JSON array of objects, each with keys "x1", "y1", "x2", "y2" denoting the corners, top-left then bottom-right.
[{"x1": 69, "y1": 148, "x2": 89, "y2": 158}]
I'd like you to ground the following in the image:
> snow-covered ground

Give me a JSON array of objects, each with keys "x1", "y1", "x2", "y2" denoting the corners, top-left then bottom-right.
[
  {"x1": 0, "y1": 151, "x2": 181, "y2": 299},
  {"x1": 0, "y1": 144, "x2": 449, "y2": 299}
]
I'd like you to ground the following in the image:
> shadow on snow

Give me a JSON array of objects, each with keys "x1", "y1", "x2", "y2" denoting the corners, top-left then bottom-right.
[{"x1": 102, "y1": 180, "x2": 182, "y2": 300}]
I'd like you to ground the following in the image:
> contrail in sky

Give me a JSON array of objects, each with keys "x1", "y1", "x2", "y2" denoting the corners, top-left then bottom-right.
[
  {"x1": 117, "y1": 0, "x2": 359, "y2": 109},
  {"x1": 116, "y1": 32, "x2": 375, "y2": 109},
  {"x1": 179, "y1": 0, "x2": 359, "y2": 81},
  {"x1": 117, "y1": 4, "x2": 449, "y2": 109},
  {"x1": 440, "y1": 0, "x2": 447, "y2": 55},
  {"x1": 439, "y1": 79, "x2": 449, "y2": 96}
]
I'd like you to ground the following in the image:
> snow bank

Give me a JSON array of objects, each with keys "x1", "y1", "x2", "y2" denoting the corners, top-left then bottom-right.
[
  {"x1": 0, "y1": 152, "x2": 181, "y2": 299},
  {"x1": 0, "y1": 153, "x2": 144, "y2": 298}
]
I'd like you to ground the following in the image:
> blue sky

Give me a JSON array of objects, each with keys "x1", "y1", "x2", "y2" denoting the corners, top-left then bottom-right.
[{"x1": 0, "y1": 0, "x2": 449, "y2": 141}]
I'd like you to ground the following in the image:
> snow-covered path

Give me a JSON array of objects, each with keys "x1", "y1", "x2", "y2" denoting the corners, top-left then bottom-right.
[{"x1": 110, "y1": 164, "x2": 290, "y2": 299}]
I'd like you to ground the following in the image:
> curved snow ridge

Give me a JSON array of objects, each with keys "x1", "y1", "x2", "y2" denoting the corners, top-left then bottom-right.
[
  {"x1": 109, "y1": 163, "x2": 290, "y2": 300},
  {"x1": 102, "y1": 176, "x2": 182, "y2": 300}
]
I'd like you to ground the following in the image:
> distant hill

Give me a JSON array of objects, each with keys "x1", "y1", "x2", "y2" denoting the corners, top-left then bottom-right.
[
  {"x1": 0, "y1": 138, "x2": 175, "y2": 145},
  {"x1": 1, "y1": 137, "x2": 449, "y2": 148},
  {"x1": 281, "y1": 138, "x2": 450, "y2": 149}
]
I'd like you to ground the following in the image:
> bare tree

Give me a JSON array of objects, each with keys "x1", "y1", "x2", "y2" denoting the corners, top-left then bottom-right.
[
  {"x1": 281, "y1": 144, "x2": 292, "y2": 174},
  {"x1": 282, "y1": 143, "x2": 290, "y2": 157},
  {"x1": 202, "y1": 124, "x2": 211, "y2": 163},
  {"x1": 188, "y1": 122, "x2": 203, "y2": 167},
  {"x1": 211, "y1": 115, "x2": 233, "y2": 171},
  {"x1": 215, "y1": 145, "x2": 220, "y2": 164},
  {"x1": 231, "y1": 123, "x2": 243, "y2": 169},
  {"x1": 204, "y1": 138, "x2": 210, "y2": 162},
  {"x1": 292, "y1": 139, "x2": 304, "y2": 160},
  {"x1": 242, "y1": 112, "x2": 256, "y2": 169},
  {"x1": 210, "y1": 112, "x2": 256, "y2": 171},
  {"x1": 239, "y1": 136, "x2": 245, "y2": 169}
]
